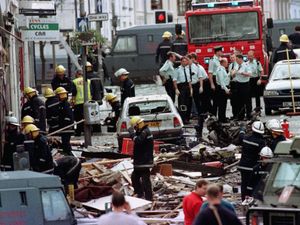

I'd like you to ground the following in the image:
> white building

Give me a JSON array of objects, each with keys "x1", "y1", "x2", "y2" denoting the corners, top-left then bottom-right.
[{"x1": 290, "y1": 0, "x2": 300, "y2": 18}]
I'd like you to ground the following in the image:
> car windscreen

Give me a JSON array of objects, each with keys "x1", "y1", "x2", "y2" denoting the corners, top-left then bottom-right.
[
  {"x1": 272, "y1": 162, "x2": 300, "y2": 188},
  {"x1": 271, "y1": 63, "x2": 300, "y2": 81},
  {"x1": 188, "y1": 12, "x2": 259, "y2": 43},
  {"x1": 127, "y1": 100, "x2": 171, "y2": 116}
]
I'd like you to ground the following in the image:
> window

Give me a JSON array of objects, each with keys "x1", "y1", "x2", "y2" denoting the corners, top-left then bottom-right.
[
  {"x1": 178, "y1": 0, "x2": 187, "y2": 16},
  {"x1": 151, "y1": 0, "x2": 162, "y2": 10},
  {"x1": 148, "y1": 35, "x2": 154, "y2": 42},
  {"x1": 271, "y1": 63, "x2": 300, "y2": 81},
  {"x1": 273, "y1": 163, "x2": 300, "y2": 188},
  {"x1": 114, "y1": 36, "x2": 137, "y2": 53},
  {"x1": 128, "y1": 100, "x2": 171, "y2": 116},
  {"x1": 41, "y1": 189, "x2": 70, "y2": 221}
]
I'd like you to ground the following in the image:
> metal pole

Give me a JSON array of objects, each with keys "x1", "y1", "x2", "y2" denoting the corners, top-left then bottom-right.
[
  {"x1": 74, "y1": 0, "x2": 78, "y2": 23},
  {"x1": 52, "y1": 42, "x2": 56, "y2": 74},
  {"x1": 67, "y1": 34, "x2": 72, "y2": 78}
]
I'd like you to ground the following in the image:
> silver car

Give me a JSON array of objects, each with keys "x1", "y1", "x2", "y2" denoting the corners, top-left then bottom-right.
[{"x1": 116, "y1": 94, "x2": 184, "y2": 147}]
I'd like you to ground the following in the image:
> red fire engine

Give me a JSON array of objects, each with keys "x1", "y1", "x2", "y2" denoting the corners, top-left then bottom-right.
[{"x1": 185, "y1": 0, "x2": 269, "y2": 77}]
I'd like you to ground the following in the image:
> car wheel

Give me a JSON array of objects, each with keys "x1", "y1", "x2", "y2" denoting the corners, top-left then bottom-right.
[{"x1": 265, "y1": 106, "x2": 272, "y2": 115}]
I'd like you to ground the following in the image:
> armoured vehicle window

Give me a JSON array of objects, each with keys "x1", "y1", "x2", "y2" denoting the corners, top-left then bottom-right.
[
  {"x1": 114, "y1": 36, "x2": 137, "y2": 52},
  {"x1": 41, "y1": 189, "x2": 70, "y2": 221},
  {"x1": 273, "y1": 163, "x2": 300, "y2": 188}
]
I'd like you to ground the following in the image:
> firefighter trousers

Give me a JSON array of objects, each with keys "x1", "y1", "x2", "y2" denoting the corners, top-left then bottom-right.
[
  {"x1": 131, "y1": 167, "x2": 153, "y2": 201},
  {"x1": 74, "y1": 104, "x2": 84, "y2": 136}
]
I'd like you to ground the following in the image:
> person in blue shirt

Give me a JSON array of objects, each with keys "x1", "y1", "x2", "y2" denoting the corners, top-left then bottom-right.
[{"x1": 200, "y1": 183, "x2": 236, "y2": 214}]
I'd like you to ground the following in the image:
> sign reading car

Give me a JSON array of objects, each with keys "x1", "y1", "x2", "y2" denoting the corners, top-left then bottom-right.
[{"x1": 22, "y1": 18, "x2": 59, "y2": 41}]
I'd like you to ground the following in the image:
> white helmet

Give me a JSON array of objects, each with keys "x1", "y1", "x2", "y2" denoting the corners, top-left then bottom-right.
[
  {"x1": 252, "y1": 121, "x2": 264, "y2": 134},
  {"x1": 260, "y1": 146, "x2": 273, "y2": 158},
  {"x1": 114, "y1": 68, "x2": 129, "y2": 77},
  {"x1": 6, "y1": 116, "x2": 20, "y2": 126},
  {"x1": 266, "y1": 119, "x2": 283, "y2": 132}
]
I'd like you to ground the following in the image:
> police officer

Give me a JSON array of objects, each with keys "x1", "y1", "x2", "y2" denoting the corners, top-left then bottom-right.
[
  {"x1": 44, "y1": 88, "x2": 60, "y2": 134},
  {"x1": 266, "y1": 119, "x2": 286, "y2": 152},
  {"x1": 171, "y1": 31, "x2": 188, "y2": 67},
  {"x1": 86, "y1": 62, "x2": 103, "y2": 105},
  {"x1": 24, "y1": 124, "x2": 53, "y2": 173},
  {"x1": 238, "y1": 121, "x2": 265, "y2": 200},
  {"x1": 289, "y1": 26, "x2": 300, "y2": 48},
  {"x1": 55, "y1": 87, "x2": 74, "y2": 155},
  {"x1": 235, "y1": 55, "x2": 252, "y2": 120},
  {"x1": 51, "y1": 65, "x2": 72, "y2": 93},
  {"x1": 104, "y1": 93, "x2": 121, "y2": 132},
  {"x1": 247, "y1": 50, "x2": 263, "y2": 109},
  {"x1": 208, "y1": 46, "x2": 223, "y2": 115},
  {"x1": 159, "y1": 51, "x2": 176, "y2": 102},
  {"x1": 273, "y1": 34, "x2": 296, "y2": 64},
  {"x1": 72, "y1": 69, "x2": 92, "y2": 136},
  {"x1": 2, "y1": 116, "x2": 25, "y2": 170},
  {"x1": 128, "y1": 116, "x2": 153, "y2": 201},
  {"x1": 228, "y1": 53, "x2": 239, "y2": 119},
  {"x1": 216, "y1": 58, "x2": 230, "y2": 123},
  {"x1": 173, "y1": 56, "x2": 193, "y2": 124},
  {"x1": 22, "y1": 87, "x2": 47, "y2": 133},
  {"x1": 115, "y1": 68, "x2": 135, "y2": 105},
  {"x1": 156, "y1": 31, "x2": 173, "y2": 66}
]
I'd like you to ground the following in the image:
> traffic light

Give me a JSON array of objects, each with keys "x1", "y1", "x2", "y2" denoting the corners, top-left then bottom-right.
[{"x1": 155, "y1": 11, "x2": 166, "y2": 24}]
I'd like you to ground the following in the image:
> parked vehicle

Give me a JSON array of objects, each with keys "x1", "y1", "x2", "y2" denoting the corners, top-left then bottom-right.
[
  {"x1": 116, "y1": 94, "x2": 184, "y2": 147},
  {"x1": 0, "y1": 171, "x2": 76, "y2": 225},
  {"x1": 263, "y1": 59, "x2": 300, "y2": 115}
]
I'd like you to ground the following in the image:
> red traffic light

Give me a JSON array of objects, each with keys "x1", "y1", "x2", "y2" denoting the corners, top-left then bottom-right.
[
  {"x1": 155, "y1": 11, "x2": 166, "y2": 24},
  {"x1": 158, "y1": 13, "x2": 165, "y2": 22}
]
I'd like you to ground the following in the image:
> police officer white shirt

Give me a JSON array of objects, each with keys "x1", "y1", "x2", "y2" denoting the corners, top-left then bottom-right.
[
  {"x1": 235, "y1": 62, "x2": 251, "y2": 83},
  {"x1": 229, "y1": 61, "x2": 239, "y2": 81},
  {"x1": 189, "y1": 63, "x2": 206, "y2": 85},
  {"x1": 174, "y1": 65, "x2": 192, "y2": 84},
  {"x1": 208, "y1": 55, "x2": 220, "y2": 76},
  {"x1": 246, "y1": 59, "x2": 263, "y2": 78},
  {"x1": 216, "y1": 65, "x2": 230, "y2": 92},
  {"x1": 159, "y1": 60, "x2": 175, "y2": 80}
]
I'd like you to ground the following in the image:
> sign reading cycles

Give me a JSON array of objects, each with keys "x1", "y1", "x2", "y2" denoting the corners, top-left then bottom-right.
[{"x1": 23, "y1": 18, "x2": 59, "y2": 41}]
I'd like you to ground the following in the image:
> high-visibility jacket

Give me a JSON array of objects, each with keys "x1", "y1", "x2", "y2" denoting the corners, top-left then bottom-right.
[{"x1": 72, "y1": 77, "x2": 91, "y2": 105}]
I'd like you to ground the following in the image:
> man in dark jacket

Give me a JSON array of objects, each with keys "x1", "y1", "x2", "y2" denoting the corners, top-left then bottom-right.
[
  {"x1": 128, "y1": 116, "x2": 153, "y2": 201},
  {"x1": 156, "y1": 31, "x2": 172, "y2": 66},
  {"x1": 2, "y1": 116, "x2": 25, "y2": 170},
  {"x1": 51, "y1": 65, "x2": 72, "y2": 93},
  {"x1": 24, "y1": 124, "x2": 53, "y2": 173},
  {"x1": 55, "y1": 87, "x2": 74, "y2": 154},
  {"x1": 171, "y1": 31, "x2": 188, "y2": 67},
  {"x1": 273, "y1": 34, "x2": 296, "y2": 64},
  {"x1": 22, "y1": 87, "x2": 46, "y2": 133},
  {"x1": 238, "y1": 121, "x2": 265, "y2": 200},
  {"x1": 86, "y1": 61, "x2": 104, "y2": 105},
  {"x1": 44, "y1": 88, "x2": 60, "y2": 133},
  {"x1": 289, "y1": 26, "x2": 300, "y2": 48},
  {"x1": 104, "y1": 93, "x2": 121, "y2": 132},
  {"x1": 114, "y1": 68, "x2": 135, "y2": 105}
]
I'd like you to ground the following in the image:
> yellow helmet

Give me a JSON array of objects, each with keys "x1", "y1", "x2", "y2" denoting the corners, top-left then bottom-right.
[
  {"x1": 55, "y1": 65, "x2": 66, "y2": 74},
  {"x1": 24, "y1": 124, "x2": 39, "y2": 136},
  {"x1": 162, "y1": 31, "x2": 172, "y2": 38},
  {"x1": 279, "y1": 34, "x2": 289, "y2": 43},
  {"x1": 24, "y1": 87, "x2": 36, "y2": 95},
  {"x1": 44, "y1": 88, "x2": 55, "y2": 98},
  {"x1": 130, "y1": 116, "x2": 144, "y2": 129},
  {"x1": 55, "y1": 87, "x2": 68, "y2": 95},
  {"x1": 105, "y1": 93, "x2": 117, "y2": 102},
  {"x1": 21, "y1": 115, "x2": 34, "y2": 124}
]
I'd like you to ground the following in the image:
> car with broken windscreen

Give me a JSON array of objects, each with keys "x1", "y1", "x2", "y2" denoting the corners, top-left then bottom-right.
[
  {"x1": 263, "y1": 59, "x2": 300, "y2": 115},
  {"x1": 116, "y1": 94, "x2": 184, "y2": 147}
]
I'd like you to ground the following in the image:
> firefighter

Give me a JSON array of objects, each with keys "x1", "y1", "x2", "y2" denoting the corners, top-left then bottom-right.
[
  {"x1": 173, "y1": 56, "x2": 192, "y2": 124},
  {"x1": 156, "y1": 31, "x2": 173, "y2": 66},
  {"x1": 2, "y1": 116, "x2": 25, "y2": 170},
  {"x1": 247, "y1": 50, "x2": 263, "y2": 109},
  {"x1": 235, "y1": 55, "x2": 252, "y2": 120},
  {"x1": 229, "y1": 53, "x2": 239, "y2": 119},
  {"x1": 289, "y1": 26, "x2": 300, "y2": 48},
  {"x1": 114, "y1": 68, "x2": 135, "y2": 105},
  {"x1": 208, "y1": 46, "x2": 223, "y2": 116},
  {"x1": 273, "y1": 34, "x2": 296, "y2": 64},
  {"x1": 171, "y1": 31, "x2": 188, "y2": 67},
  {"x1": 86, "y1": 62, "x2": 103, "y2": 105},
  {"x1": 55, "y1": 87, "x2": 74, "y2": 155},
  {"x1": 72, "y1": 69, "x2": 92, "y2": 136},
  {"x1": 159, "y1": 51, "x2": 176, "y2": 102},
  {"x1": 22, "y1": 87, "x2": 46, "y2": 133},
  {"x1": 21, "y1": 115, "x2": 34, "y2": 132},
  {"x1": 128, "y1": 116, "x2": 153, "y2": 201},
  {"x1": 24, "y1": 124, "x2": 53, "y2": 173},
  {"x1": 51, "y1": 65, "x2": 72, "y2": 93},
  {"x1": 238, "y1": 121, "x2": 265, "y2": 201},
  {"x1": 247, "y1": 146, "x2": 273, "y2": 197},
  {"x1": 44, "y1": 88, "x2": 60, "y2": 134},
  {"x1": 104, "y1": 93, "x2": 121, "y2": 132},
  {"x1": 266, "y1": 119, "x2": 286, "y2": 152},
  {"x1": 216, "y1": 58, "x2": 230, "y2": 123}
]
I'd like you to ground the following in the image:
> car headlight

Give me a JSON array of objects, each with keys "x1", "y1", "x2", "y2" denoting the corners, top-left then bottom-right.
[{"x1": 264, "y1": 90, "x2": 279, "y2": 96}]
